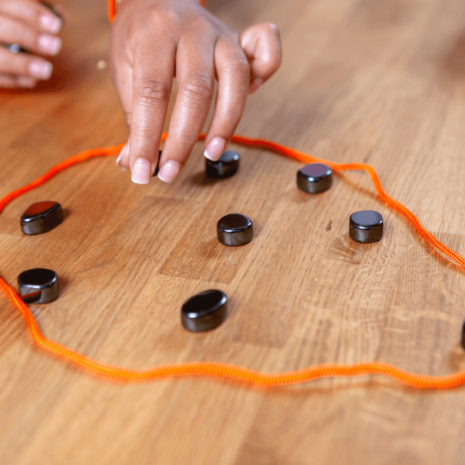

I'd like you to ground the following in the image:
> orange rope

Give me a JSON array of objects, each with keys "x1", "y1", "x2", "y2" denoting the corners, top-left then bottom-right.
[
  {"x1": 1, "y1": 132, "x2": 465, "y2": 389},
  {"x1": 107, "y1": 0, "x2": 116, "y2": 23}
]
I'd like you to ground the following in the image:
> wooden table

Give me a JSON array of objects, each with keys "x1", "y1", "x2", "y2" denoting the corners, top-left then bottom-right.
[{"x1": 2, "y1": 0, "x2": 465, "y2": 463}]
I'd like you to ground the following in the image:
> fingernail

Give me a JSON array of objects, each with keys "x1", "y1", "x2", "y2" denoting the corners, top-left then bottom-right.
[
  {"x1": 158, "y1": 160, "x2": 181, "y2": 183},
  {"x1": 131, "y1": 158, "x2": 151, "y2": 184},
  {"x1": 204, "y1": 137, "x2": 227, "y2": 161},
  {"x1": 37, "y1": 34, "x2": 62, "y2": 55},
  {"x1": 28, "y1": 60, "x2": 53, "y2": 79},
  {"x1": 39, "y1": 14, "x2": 63, "y2": 34},
  {"x1": 116, "y1": 144, "x2": 128, "y2": 171}
]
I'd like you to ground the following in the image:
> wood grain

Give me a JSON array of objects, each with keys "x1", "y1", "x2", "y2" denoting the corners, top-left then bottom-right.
[{"x1": 2, "y1": 0, "x2": 465, "y2": 463}]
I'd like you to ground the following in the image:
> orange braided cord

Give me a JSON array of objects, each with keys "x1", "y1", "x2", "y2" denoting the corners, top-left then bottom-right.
[
  {"x1": 107, "y1": 0, "x2": 116, "y2": 23},
  {"x1": 0, "y1": 143, "x2": 124, "y2": 214},
  {"x1": 2, "y1": 132, "x2": 465, "y2": 389},
  {"x1": 107, "y1": 0, "x2": 207, "y2": 22}
]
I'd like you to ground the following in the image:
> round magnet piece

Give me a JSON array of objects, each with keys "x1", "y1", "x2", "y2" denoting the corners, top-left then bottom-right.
[
  {"x1": 461, "y1": 321, "x2": 465, "y2": 351},
  {"x1": 17, "y1": 268, "x2": 59, "y2": 304},
  {"x1": 21, "y1": 201, "x2": 64, "y2": 236},
  {"x1": 4, "y1": 44, "x2": 28, "y2": 54},
  {"x1": 297, "y1": 163, "x2": 333, "y2": 194},
  {"x1": 206, "y1": 150, "x2": 240, "y2": 179},
  {"x1": 217, "y1": 213, "x2": 253, "y2": 247},
  {"x1": 181, "y1": 290, "x2": 228, "y2": 332},
  {"x1": 152, "y1": 150, "x2": 162, "y2": 177},
  {"x1": 349, "y1": 210, "x2": 384, "y2": 243}
]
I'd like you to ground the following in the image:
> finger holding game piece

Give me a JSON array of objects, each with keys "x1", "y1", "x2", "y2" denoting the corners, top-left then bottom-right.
[
  {"x1": 206, "y1": 150, "x2": 240, "y2": 179},
  {"x1": 182, "y1": 290, "x2": 228, "y2": 332},
  {"x1": 349, "y1": 210, "x2": 384, "y2": 243},
  {"x1": 297, "y1": 163, "x2": 333, "y2": 194},
  {"x1": 18, "y1": 268, "x2": 59, "y2": 304},
  {"x1": 20, "y1": 201, "x2": 64, "y2": 235},
  {"x1": 217, "y1": 213, "x2": 253, "y2": 247}
]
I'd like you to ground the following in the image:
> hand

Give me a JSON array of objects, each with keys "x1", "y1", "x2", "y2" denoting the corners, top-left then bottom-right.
[
  {"x1": 111, "y1": 0, "x2": 282, "y2": 184},
  {"x1": 0, "y1": 0, "x2": 63, "y2": 89}
]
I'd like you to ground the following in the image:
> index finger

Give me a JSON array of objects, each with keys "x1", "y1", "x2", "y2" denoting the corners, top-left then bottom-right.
[
  {"x1": 128, "y1": 41, "x2": 175, "y2": 184},
  {"x1": 157, "y1": 33, "x2": 215, "y2": 183}
]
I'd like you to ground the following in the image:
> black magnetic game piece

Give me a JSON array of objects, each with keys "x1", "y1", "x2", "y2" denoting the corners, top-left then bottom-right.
[
  {"x1": 18, "y1": 268, "x2": 59, "y2": 304},
  {"x1": 206, "y1": 150, "x2": 240, "y2": 179},
  {"x1": 20, "y1": 201, "x2": 64, "y2": 236},
  {"x1": 462, "y1": 321, "x2": 465, "y2": 350},
  {"x1": 152, "y1": 150, "x2": 162, "y2": 177},
  {"x1": 349, "y1": 210, "x2": 384, "y2": 243},
  {"x1": 39, "y1": 1, "x2": 64, "y2": 22},
  {"x1": 181, "y1": 290, "x2": 228, "y2": 332},
  {"x1": 297, "y1": 163, "x2": 333, "y2": 194},
  {"x1": 4, "y1": 44, "x2": 28, "y2": 54},
  {"x1": 217, "y1": 213, "x2": 253, "y2": 247}
]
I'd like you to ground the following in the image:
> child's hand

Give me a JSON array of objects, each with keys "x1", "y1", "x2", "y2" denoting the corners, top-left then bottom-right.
[
  {"x1": 111, "y1": 0, "x2": 281, "y2": 184},
  {"x1": 0, "y1": 0, "x2": 63, "y2": 88}
]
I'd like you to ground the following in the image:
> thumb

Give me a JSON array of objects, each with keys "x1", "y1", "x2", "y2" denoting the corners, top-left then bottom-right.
[{"x1": 240, "y1": 22, "x2": 282, "y2": 94}]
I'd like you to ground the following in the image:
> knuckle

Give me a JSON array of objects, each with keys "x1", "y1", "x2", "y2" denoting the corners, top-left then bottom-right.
[
  {"x1": 136, "y1": 129, "x2": 157, "y2": 143},
  {"x1": 11, "y1": 54, "x2": 27, "y2": 73},
  {"x1": 138, "y1": 79, "x2": 170, "y2": 105},
  {"x1": 229, "y1": 58, "x2": 250, "y2": 79},
  {"x1": 0, "y1": 48, "x2": 25, "y2": 74},
  {"x1": 181, "y1": 75, "x2": 214, "y2": 103},
  {"x1": 12, "y1": 24, "x2": 35, "y2": 46}
]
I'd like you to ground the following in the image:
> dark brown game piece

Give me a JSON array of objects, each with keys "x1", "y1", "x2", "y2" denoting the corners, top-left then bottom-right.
[
  {"x1": 152, "y1": 150, "x2": 162, "y2": 177},
  {"x1": 217, "y1": 213, "x2": 253, "y2": 247},
  {"x1": 20, "y1": 201, "x2": 64, "y2": 236},
  {"x1": 206, "y1": 150, "x2": 240, "y2": 179},
  {"x1": 349, "y1": 210, "x2": 384, "y2": 243},
  {"x1": 181, "y1": 290, "x2": 228, "y2": 332},
  {"x1": 297, "y1": 163, "x2": 333, "y2": 194},
  {"x1": 18, "y1": 268, "x2": 59, "y2": 304}
]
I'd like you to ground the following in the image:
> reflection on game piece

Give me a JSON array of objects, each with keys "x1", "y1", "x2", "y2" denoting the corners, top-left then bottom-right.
[
  {"x1": 17, "y1": 268, "x2": 59, "y2": 304},
  {"x1": 181, "y1": 290, "x2": 228, "y2": 332},
  {"x1": 297, "y1": 163, "x2": 333, "y2": 194},
  {"x1": 217, "y1": 213, "x2": 253, "y2": 247},
  {"x1": 20, "y1": 201, "x2": 64, "y2": 235},
  {"x1": 349, "y1": 210, "x2": 384, "y2": 243},
  {"x1": 152, "y1": 150, "x2": 162, "y2": 177},
  {"x1": 206, "y1": 150, "x2": 240, "y2": 179}
]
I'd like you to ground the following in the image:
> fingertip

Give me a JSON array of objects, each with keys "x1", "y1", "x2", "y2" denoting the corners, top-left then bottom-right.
[
  {"x1": 248, "y1": 77, "x2": 264, "y2": 94},
  {"x1": 131, "y1": 158, "x2": 151, "y2": 184},
  {"x1": 204, "y1": 137, "x2": 227, "y2": 161},
  {"x1": 39, "y1": 13, "x2": 63, "y2": 34},
  {"x1": 28, "y1": 60, "x2": 53, "y2": 80},
  {"x1": 158, "y1": 160, "x2": 181, "y2": 183},
  {"x1": 267, "y1": 22, "x2": 279, "y2": 32},
  {"x1": 37, "y1": 34, "x2": 62, "y2": 56}
]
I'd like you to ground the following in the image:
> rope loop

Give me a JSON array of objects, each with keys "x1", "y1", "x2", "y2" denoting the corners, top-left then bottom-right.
[{"x1": 1, "y1": 133, "x2": 465, "y2": 389}]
